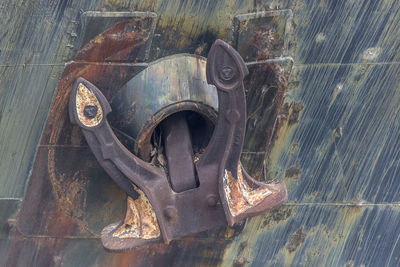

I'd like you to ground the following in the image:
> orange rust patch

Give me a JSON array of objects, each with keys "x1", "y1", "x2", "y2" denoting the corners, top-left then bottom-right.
[
  {"x1": 112, "y1": 184, "x2": 160, "y2": 239},
  {"x1": 76, "y1": 83, "x2": 103, "y2": 127},
  {"x1": 223, "y1": 163, "x2": 272, "y2": 216},
  {"x1": 47, "y1": 147, "x2": 90, "y2": 233}
]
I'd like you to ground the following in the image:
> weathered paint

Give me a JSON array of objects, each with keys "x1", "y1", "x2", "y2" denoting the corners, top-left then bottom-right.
[
  {"x1": 223, "y1": 164, "x2": 272, "y2": 217},
  {"x1": 1, "y1": 0, "x2": 400, "y2": 266},
  {"x1": 222, "y1": 204, "x2": 400, "y2": 266},
  {"x1": 110, "y1": 185, "x2": 160, "y2": 240},
  {"x1": 75, "y1": 83, "x2": 104, "y2": 127}
]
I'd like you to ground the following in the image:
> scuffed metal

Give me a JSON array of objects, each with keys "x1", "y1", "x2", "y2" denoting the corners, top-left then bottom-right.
[
  {"x1": 223, "y1": 164, "x2": 272, "y2": 217},
  {"x1": 111, "y1": 185, "x2": 160, "y2": 240}
]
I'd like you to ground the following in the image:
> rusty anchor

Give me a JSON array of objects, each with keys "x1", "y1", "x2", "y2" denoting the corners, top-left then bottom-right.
[{"x1": 69, "y1": 39, "x2": 287, "y2": 251}]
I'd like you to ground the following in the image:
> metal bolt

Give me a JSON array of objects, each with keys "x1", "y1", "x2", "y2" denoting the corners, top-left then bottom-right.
[
  {"x1": 83, "y1": 105, "x2": 98, "y2": 119},
  {"x1": 164, "y1": 206, "x2": 178, "y2": 221},
  {"x1": 207, "y1": 194, "x2": 218, "y2": 207}
]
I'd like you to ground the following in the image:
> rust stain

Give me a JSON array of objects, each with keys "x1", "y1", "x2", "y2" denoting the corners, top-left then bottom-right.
[
  {"x1": 46, "y1": 19, "x2": 150, "y2": 147},
  {"x1": 76, "y1": 83, "x2": 103, "y2": 127},
  {"x1": 260, "y1": 206, "x2": 293, "y2": 229},
  {"x1": 253, "y1": 26, "x2": 282, "y2": 61},
  {"x1": 271, "y1": 113, "x2": 288, "y2": 144},
  {"x1": 266, "y1": 100, "x2": 304, "y2": 178},
  {"x1": 194, "y1": 42, "x2": 208, "y2": 55},
  {"x1": 233, "y1": 257, "x2": 248, "y2": 266},
  {"x1": 223, "y1": 163, "x2": 272, "y2": 216},
  {"x1": 47, "y1": 147, "x2": 90, "y2": 233},
  {"x1": 288, "y1": 102, "x2": 304, "y2": 124},
  {"x1": 43, "y1": 18, "x2": 151, "y2": 221},
  {"x1": 286, "y1": 227, "x2": 306, "y2": 253},
  {"x1": 285, "y1": 165, "x2": 300, "y2": 179},
  {"x1": 223, "y1": 227, "x2": 236, "y2": 239},
  {"x1": 75, "y1": 19, "x2": 149, "y2": 62},
  {"x1": 273, "y1": 100, "x2": 304, "y2": 133},
  {"x1": 41, "y1": 21, "x2": 150, "y2": 237},
  {"x1": 112, "y1": 184, "x2": 160, "y2": 239}
]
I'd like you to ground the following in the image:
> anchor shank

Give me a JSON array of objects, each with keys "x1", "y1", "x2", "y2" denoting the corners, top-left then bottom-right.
[{"x1": 161, "y1": 112, "x2": 198, "y2": 192}]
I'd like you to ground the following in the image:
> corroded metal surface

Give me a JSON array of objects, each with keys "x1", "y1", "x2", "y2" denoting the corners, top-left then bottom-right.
[
  {"x1": 2, "y1": 0, "x2": 400, "y2": 266},
  {"x1": 68, "y1": 40, "x2": 287, "y2": 250},
  {"x1": 75, "y1": 14, "x2": 156, "y2": 62},
  {"x1": 109, "y1": 54, "x2": 218, "y2": 159},
  {"x1": 233, "y1": 10, "x2": 292, "y2": 61},
  {"x1": 75, "y1": 83, "x2": 104, "y2": 127},
  {"x1": 16, "y1": 14, "x2": 152, "y2": 239},
  {"x1": 223, "y1": 164, "x2": 272, "y2": 217},
  {"x1": 110, "y1": 185, "x2": 160, "y2": 240}
]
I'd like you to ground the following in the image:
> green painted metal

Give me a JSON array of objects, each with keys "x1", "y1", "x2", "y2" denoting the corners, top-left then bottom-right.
[{"x1": 1, "y1": 0, "x2": 400, "y2": 266}]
